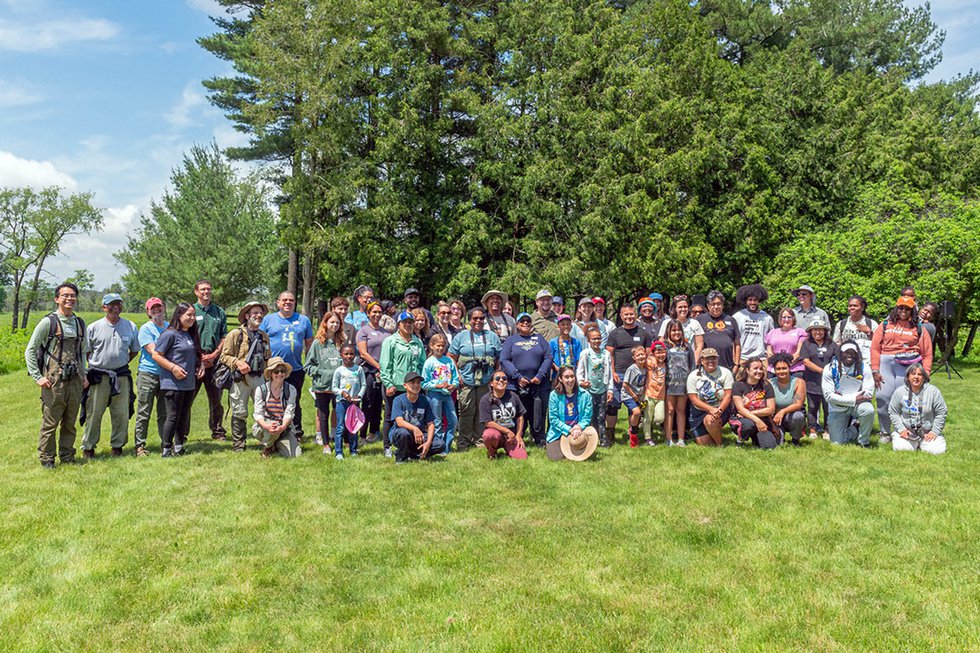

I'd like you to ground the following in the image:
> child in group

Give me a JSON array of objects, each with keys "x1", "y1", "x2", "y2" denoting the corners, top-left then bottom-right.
[
  {"x1": 576, "y1": 326, "x2": 613, "y2": 445},
  {"x1": 621, "y1": 346, "x2": 648, "y2": 448},
  {"x1": 421, "y1": 333, "x2": 459, "y2": 454},
  {"x1": 643, "y1": 341, "x2": 668, "y2": 446},
  {"x1": 664, "y1": 319, "x2": 695, "y2": 446},
  {"x1": 330, "y1": 344, "x2": 366, "y2": 459}
]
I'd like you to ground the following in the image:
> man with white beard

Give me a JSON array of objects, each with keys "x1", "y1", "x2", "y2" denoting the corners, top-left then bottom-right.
[{"x1": 220, "y1": 301, "x2": 272, "y2": 452}]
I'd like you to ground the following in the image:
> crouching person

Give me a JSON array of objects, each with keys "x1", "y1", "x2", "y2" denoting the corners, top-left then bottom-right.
[
  {"x1": 389, "y1": 371, "x2": 441, "y2": 462},
  {"x1": 821, "y1": 341, "x2": 874, "y2": 447},
  {"x1": 252, "y1": 357, "x2": 301, "y2": 458},
  {"x1": 888, "y1": 363, "x2": 947, "y2": 455},
  {"x1": 221, "y1": 301, "x2": 270, "y2": 451}
]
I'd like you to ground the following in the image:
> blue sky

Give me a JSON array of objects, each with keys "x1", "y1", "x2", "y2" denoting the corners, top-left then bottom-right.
[{"x1": 0, "y1": 0, "x2": 977, "y2": 289}]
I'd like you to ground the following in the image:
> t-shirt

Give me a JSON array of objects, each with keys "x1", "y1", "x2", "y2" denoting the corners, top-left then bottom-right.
[
  {"x1": 644, "y1": 363, "x2": 667, "y2": 400},
  {"x1": 686, "y1": 366, "x2": 734, "y2": 407},
  {"x1": 138, "y1": 320, "x2": 168, "y2": 374},
  {"x1": 449, "y1": 329, "x2": 502, "y2": 387},
  {"x1": 637, "y1": 318, "x2": 663, "y2": 339},
  {"x1": 607, "y1": 326, "x2": 654, "y2": 376},
  {"x1": 666, "y1": 346, "x2": 695, "y2": 394},
  {"x1": 733, "y1": 309, "x2": 774, "y2": 360},
  {"x1": 356, "y1": 324, "x2": 391, "y2": 369},
  {"x1": 562, "y1": 393, "x2": 579, "y2": 426},
  {"x1": 696, "y1": 313, "x2": 740, "y2": 369},
  {"x1": 622, "y1": 363, "x2": 647, "y2": 399},
  {"x1": 479, "y1": 389, "x2": 526, "y2": 430},
  {"x1": 261, "y1": 312, "x2": 314, "y2": 370},
  {"x1": 86, "y1": 317, "x2": 140, "y2": 370},
  {"x1": 392, "y1": 393, "x2": 433, "y2": 429},
  {"x1": 346, "y1": 309, "x2": 369, "y2": 331},
  {"x1": 733, "y1": 379, "x2": 774, "y2": 412},
  {"x1": 155, "y1": 329, "x2": 198, "y2": 391},
  {"x1": 764, "y1": 328, "x2": 807, "y2": 372},
  {"x1": 832, "y1": 316, "x2": 878, "y2": 361},
  {"x1": 658, "y1": 318, "x2": 705, "y2": 344},
  {"x1": 800, "y1": 339, "x2": 838, "y2": 395}
]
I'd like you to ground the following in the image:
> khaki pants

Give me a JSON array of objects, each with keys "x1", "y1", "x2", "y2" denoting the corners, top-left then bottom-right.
[
  {"x1": 134, "y1": 371, "x2": 167, "y2": 449},
  {"x1": 38, "y1": 377, "x2": 83, "y2": 463},
  {"x1": 82, "y1": 374, "x2": 131, "y2": 451},
  {"x1": 456, "y1": 384, "x2": 489, "y2": 450},
  {"x1": 229, "y1": 375, "x2": 264, "y2": 419},
  {"x1": 253, "y1": 424, "x2": 302, "y2": 458}
]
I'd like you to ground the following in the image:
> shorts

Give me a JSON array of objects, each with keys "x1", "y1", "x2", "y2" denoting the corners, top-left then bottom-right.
[
  {"x1": 623, "y1": 396, "x2": 641, "y2": 412},
  {"x1": 606, "y1": 381, "x2": 623, "y2": 415},
  {"x1": 688, "y1": 403, "x2": 732, "y2": 437}
]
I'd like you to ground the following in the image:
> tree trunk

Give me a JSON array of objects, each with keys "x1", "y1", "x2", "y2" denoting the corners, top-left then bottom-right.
[
  {"x1": 287, "y1": 248, "x2": 298, "y2": 298},
  {"x1": 301, "y1": 250, "x2": 318, "y2": 317},
  {"x1": 10, "y1": 276, "x2": 21, "y2": 331},
  {"x1": 961, "y1": 323, "x2": 978, "y2": 358}
]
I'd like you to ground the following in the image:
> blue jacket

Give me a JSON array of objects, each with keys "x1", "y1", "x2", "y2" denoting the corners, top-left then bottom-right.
[
  {"x1": 500, "y1": 333, "x2": 552, "y2": 391},
  {"x1": 549, "y1": 336, "x2": 582, "y2": 376},
  {"x1": 547, "y1": 389, "x2": 593, "y2": 443}
]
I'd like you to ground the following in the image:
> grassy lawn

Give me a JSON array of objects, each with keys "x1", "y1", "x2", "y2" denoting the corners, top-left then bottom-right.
[{"x1": 1, "y1": 312, "x2": 978, "y2": 650}]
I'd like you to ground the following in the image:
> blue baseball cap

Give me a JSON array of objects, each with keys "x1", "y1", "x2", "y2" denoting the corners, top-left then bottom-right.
[
  {"x1": 553, "y1": 296, "x2": 564, "y2": 305},
  {"x1": 516, "y1": 312, "x2": 532, "y2": 322},
  {"x1": 397, "y1": 310, "x2": 414, "y2": 322},
  {"x1": 649, "y1": 293, "x2": 664, "y2": 301},
  {"x1": 102, "y1": 293, "x2": 123, "y2": 306}
]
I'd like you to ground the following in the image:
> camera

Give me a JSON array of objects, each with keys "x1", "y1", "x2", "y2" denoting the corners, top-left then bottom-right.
[{"x1": 61, "y1": 361, "x2": 78, "y2": 380}]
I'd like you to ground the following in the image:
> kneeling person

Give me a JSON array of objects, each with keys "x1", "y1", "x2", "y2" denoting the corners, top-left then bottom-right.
[
  {"x1": 390, "y1": 372, "x2": 441, "y2": 462},
  {"x1": 253, "y1": 357, "x2": 301, "y2": 458},
  {"x1": 821, "y1": 341, "x2": 874, "y2": 446},
  {"x1": 888, "y1": 363, "x2": 947, "y2": 455},
  {"x1": 480, "y1": 372, "x2": 528, "y2": 459}
]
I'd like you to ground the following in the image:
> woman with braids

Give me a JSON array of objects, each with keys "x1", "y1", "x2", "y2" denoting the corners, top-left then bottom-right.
[
  {"x1": 831, "y1": 295, "x2": 877, "y2": 362},
  {"x1": 887, "y1": 363, "x2": 948, "y2": 455},
  {"x1": 733, "y1": 284, "x2": 774, "y2": 376},
  {"x1": 870, "y1": 296, "x2": 933, "y2": 444}
]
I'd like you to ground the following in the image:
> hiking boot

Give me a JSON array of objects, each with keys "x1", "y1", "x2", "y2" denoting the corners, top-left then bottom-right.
[
  {"x1": 211, "y1": 433, "x2": 228, "y2": 442},
  {"x1": 599, "y1": 438, "x2": 611, "y2": 448},
  {"x1": 41, "y1": 460, "x2": 55, "y2": 469},
  {"x1": 111, "y1": 447, "x2": 123, "y2": 457},
  {"x1": 83, "y1": 449, "x2": 95, "y2": 459},
  {"x1": 231, "y1": 416, "x2": 247, "y2": 452},
  {"x1": 261, "y1": 447, "x2": 273, "y2": 459},
  {"x1": 135, "y1": 446, "x2": 148, "y2": 458}
]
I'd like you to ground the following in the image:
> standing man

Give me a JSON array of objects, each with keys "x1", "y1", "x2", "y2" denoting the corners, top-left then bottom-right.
[
  {"x1": 134, "y1": 298, "x2": 169, "y2": 458},
  {"x1": 81, "y1": 293, "x2": 140, "y2": 457},
  {"x1": 482, "y1": 290, "x2": 516, "y2": 339},
  {"x1": 604, "y1": 304, "x2": 654, "y2": 446},
  {"x1": 403, "y1": 286, "x2": 434, "y2": 324},
  {"x1": 261, "y1": 291, "x2": 314, "y2": 442},
  {"x1": 791, "y1": 285, "x2": 831, "y2": 331},
  {"x1": 221, "y1": 301, "x2": 271, "y2": 452},
  {"x1": 696, "y1": 290, "x2": 741, "y2": 372},
  {"x1": 25, "y1": 282, "x2": 89, "y2": 468},
  {"x1": 733, "y1": 284, "x2": 774, "y2": 368},
  {"x1": 192, "y1": 279, "x2": 228, "y2": 441},
  {"x1": 346, "y1": 285, "x2": 374, "y2": 331},
  {"x1": 637, "y1": 297, "x2": 662, "y2": 337},
  {"x1": 530, "y1": 289, "x2": 560, "y2": 341}
]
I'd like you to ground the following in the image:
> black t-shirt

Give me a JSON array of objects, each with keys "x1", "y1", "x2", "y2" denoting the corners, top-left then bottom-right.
[
  {"x1": 799, "y1": 339, "x2": 838, "y2": 394},
  {"x1": 479, "y1": 389, "x2": 527, "y2": 430},
  {"x1": 696, "y1": 313, "x2": 740, "y2": 370},
  {"x1": 732, "y1": 379, "x2": 773, "y2": 412},
  {"x1": 637, "y1": 318, "x2": 662, "y2": 339},
  {"x1": 607, "y1": 326, "x2": 654, "y2": 376}
]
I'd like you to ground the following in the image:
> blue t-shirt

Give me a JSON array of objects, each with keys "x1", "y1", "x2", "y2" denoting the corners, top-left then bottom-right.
[
  {"x1": 392, "y1": 393, "x2": 434, "y2": 429},
  {"x1": 449, "y1": 329, "x2": 502, "y2": 387},
  {"x1": 138, "y1": 320, "x2": 168, "y2": 374},
  {"x1": 155, "y1": 329, "x2": 199, "y2": 391},
  {"x1": 346, "y1": 310, "x2": 369, "y2": 331},
  {"x1": 563, "y1": 394, "x2": 579, "y2": 426},
  {"x1": 261, "y1": 312, "x2": 314, "y2": 370}
]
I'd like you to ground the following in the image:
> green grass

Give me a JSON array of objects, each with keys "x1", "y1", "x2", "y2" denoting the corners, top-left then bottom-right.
[{"x1": 1, "y1": 336, "x2": 979, "y2": 650}]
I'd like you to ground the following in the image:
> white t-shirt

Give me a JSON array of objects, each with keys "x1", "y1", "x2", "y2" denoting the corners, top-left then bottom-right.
[
  {"x1": 733, "y1": 309, "x2": 774, "y2": 359},
  {"x1": 686, "y1": 366, "x2": 735, "y2": 407},
  {"x1": 832, "y1": 316, "x2": 878, "y2": 362},
  {"x1": 658, "y1": 317, "x2": 705, "y2": 343}
]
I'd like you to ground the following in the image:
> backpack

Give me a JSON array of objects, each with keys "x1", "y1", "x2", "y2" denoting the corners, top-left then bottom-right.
[
  {"x1": 36, "y1": 313, "x2": 86, "y2": 373},
  {"x1": 259, "y1": 382, "x2": 292, "y2": 409}
]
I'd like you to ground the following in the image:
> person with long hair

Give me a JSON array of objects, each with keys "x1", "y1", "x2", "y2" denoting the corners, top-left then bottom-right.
[
  {"x1": 305, "y1": 312, "x2": 345, "y2": 451},
  {"x1": 730, "y1": 358, "x2": 777, "y2": 448},
  {"x1": 431, "y1": 301, "x2": 462, "y2": 342},
  {"x1": 152, "y1": 302, "x2": 204, "y2": 457},
  {"x1": 658, "y1": 294, "x2": 705, "y2": 362},
  {"x1": 769, "y1": 352, "x2": 807, "y2": 446},
  {"x1": 411, "y1": 307, "x2": 432, "y2": 351},
  {"x1": 449, "y1": 306, "x2": 502, "y2": 451},
  {"x1": 870, "y1": 296, "x2": 933, "y2": 443},
  {"x1": 572, "y1": 297, "x2": 606, "y2": 350},
  {"x1": 546, "y1": 366, "x2": 595, "y2": 461},
  {"x1": 822, "y1": 340, "x2": 875, "y2": 447},
  {"x1": 421, "y1": 333, "x2": 459, "y2": 454},
  {"x1": 765, "y1": 308, "x2": 806, "y2": 377},
  {"x1": 685, "y1": 348, "x2": 733, "y2": 446},
  {"x1": 355, "y1": 301, "x2": 390, "y2": 443},
  {"x1": 888, "y1": 363, "x2": 947, "y2": 454},
  {"x1": 831, "y1": 295, "x2": 877, "y2": 362},
  {"x1": 663, "y1": 320, "x2": 693, "y2": 446}
]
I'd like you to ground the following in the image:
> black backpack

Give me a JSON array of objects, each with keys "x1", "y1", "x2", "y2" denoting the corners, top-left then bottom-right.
[{"x1": 36, "y1": 313, "x2": 86, "y2": 373}]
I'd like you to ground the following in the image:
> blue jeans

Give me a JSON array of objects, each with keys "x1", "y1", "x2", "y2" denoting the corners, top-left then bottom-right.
[
  {"x1": 827, "y1": 402, "x2": 874, "y2": 446},
  {"x1": 428, "y1": 393, "x2": 457, "y2": 453},
  {"x1": 333, "y1": 399, "x2": 359, "y2": 455}
]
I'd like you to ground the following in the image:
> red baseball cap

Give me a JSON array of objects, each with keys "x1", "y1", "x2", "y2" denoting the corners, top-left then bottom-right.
[
  {"x1": 145, "y1": 297, "x2": 164, "y2": 311},
  {"x1": 591, "y1": 296, "x2": 606, "y2": 305}
]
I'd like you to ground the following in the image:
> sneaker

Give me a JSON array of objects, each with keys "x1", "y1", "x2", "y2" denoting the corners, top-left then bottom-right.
[
  {"x1": 599, "y1": 438, "x2": 611, "y2": 448},
  {"x1": 645, "y1": 438, "x2": 656, "y2": 447},
  {"x1": 879, "y1": 433, "x2": 892, "y2": 444},
  {"x1": 676, "y1": 439, "x2": 687, "y2": 447},
  {"x1": 315, "y1": 433, "x2": 323, "y2": 446},
  {"x1": 83, "y1": 449, "x2": 95, "y2": 459},
  {"x1": 822, "y1": 432, "x2": 830, "y2": 441},
  {"x1": 135, "y1": 446, "x2": 148, "y2": 458},
  {"x1": 365, "y1": 433, "x2": 379, "y2": 444},
  {"x1": 335, "y1": 453, "x2": 344, "y2": 461},
  {"x1": 628, "y1": 430, "x2": 639, "y2": 448},
  {"x1": 384, "y1": 447, "x2": 393, "y2": 458},
  {"x1": 161, "y1": 449, "x2": 173, "y2": 458},
  {"x1": 111, "y1": 447, "x2": 123, "y2": 457},
  {"x1": 174, "y1": 448, "x2": 186, "y2": 457},
  {"x1": 322, "y1": 446, "x2": 331, "y2": 455},
  {"x1": 808, "y1": 430, "x2": 818, "y2": 439},
  {"x1": 211, "y1": 433, "x2": 228, "y2": 442},
  {"x1": 350, "y1": 452, "x2": 358, "y2": 457}
]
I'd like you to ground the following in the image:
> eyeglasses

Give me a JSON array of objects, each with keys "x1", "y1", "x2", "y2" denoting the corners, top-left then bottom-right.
[
  {"x1": 780, "y1": 316, "x2": 794, "y2": 321},
  {"x1": 492, "y1": 376, "x2": 508, "y2": 382},
  {"x1": 59, "y1": 293, "x2": 77, "y2": 299}
]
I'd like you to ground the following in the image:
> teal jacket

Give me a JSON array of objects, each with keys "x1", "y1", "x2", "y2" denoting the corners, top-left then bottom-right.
[
  {"x1": 547, "y1": 389, "x2": 593, "y2": 443},
  {"x1": 379, "y1": 333, "x2": 426, "y2": 391}
]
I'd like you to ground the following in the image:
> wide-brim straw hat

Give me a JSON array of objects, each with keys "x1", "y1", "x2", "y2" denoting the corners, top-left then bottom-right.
[
  {"x1": 237, "y1": 301, "x2": 269, "y2": 324},
  {"x1": 263, "y1": 356, "x2": 292, "y2": 380},
  {"x1": 560, "y1": 425, "x2": 599, "y2": 461},
  {"x1": 481, "y1": 290, "x2": 508, "y2": 307}
]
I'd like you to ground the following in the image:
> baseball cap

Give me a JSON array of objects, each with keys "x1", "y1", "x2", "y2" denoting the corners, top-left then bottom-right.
[
  {"x1": 896, "y1": 296, "x2": 916, "y2": 309},
  {"x1": 145, "y1": 297, "x2": 164, "y2": 311},
  {"x1": 404, "y1": 287, "x2": 420, "y2": 297},
  {"x1": 591, "y1": 296, "x2": 605, "y2": 305},
  {"x1": 535, "y1": 289, "x2": 553, "y2": 301},
  {"x1": 701, "y1": 348, "x2": 719, "y2": 359},
  {"x1": 516, "y1": 312, "x2": 532, "y2": 323},
  {"x1": 649, "y1": 293, "x2": 664, "y2": 301},
  {"x1": 553, "y1": 296, "x2": 564, "y2": 306},
  {"x1": 102, "y1": 293, "x2": 123, "y2": 306},
  {"x1": 397, "y1": 310, "x2": 415, "y2": 322},
  {"x1": 403, "y1": 371, "x2": 422, "y2": 384}
]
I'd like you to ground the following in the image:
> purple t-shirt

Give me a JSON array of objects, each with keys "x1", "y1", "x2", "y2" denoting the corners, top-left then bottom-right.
[{"x1": 764, "y1": 327, "x2": 806, "y2": 372}]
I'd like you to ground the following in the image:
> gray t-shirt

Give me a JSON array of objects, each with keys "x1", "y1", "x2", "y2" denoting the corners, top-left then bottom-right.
[
  {"x1": 356, "y1": 324, "x2": 391, "y2": 369},
  {"x1": 155, "y1": 329, "x2": 199, "y2": 392},
  {"x1": 733, "y1": 309, "x2": 774, "y2": 360},
  {"x1": 86, "y1": 317, "x2": 139, "y2": 369}
]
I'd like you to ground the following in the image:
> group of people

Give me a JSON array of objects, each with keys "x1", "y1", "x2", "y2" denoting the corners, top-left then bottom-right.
[{"x1": 25, "y1": 280, "x2": 949, "y2": 468}]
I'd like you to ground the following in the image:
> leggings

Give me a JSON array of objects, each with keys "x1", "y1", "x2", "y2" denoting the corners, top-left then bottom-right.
[
  {"x1": 875, "y1": 354, "x2": 907, "y2": 434},
  {"x1": 360, "y1": 368, "x2": 383, "y2": 437},
  {"x1": 161, "y1": 389, "x2": 193, "y2": 452},
  {"x1": 806, "y1": 392, "x2": 829, "y2": 432},
  {"x1": 314, "y1": 392, "x2": 335, "y2": 441}
]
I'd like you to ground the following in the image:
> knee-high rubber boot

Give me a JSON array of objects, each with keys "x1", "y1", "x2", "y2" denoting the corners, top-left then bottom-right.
[{"x1": 231, "y1": 417, "x2": 248, "y2": 452}]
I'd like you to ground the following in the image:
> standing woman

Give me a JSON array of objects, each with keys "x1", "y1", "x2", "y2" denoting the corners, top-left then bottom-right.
[
  {"x1": 503, "y1": 301, "x2": 515, "y2": 317},
  {"x1": 448, "y1": 300, "x2": 467, "y2": 334},
  {"x1": 769, "y1": 352, "x2": 807, "y2": 446},
  {"x1": 152, "y1": 302, "x2": 204, "y2": 457},
  {"x1": 305, "y1": 313, "x2": 345, "y2": 449},
  {"x1": 658, "y1": 295, "x2": 704, "y2": 362},
  {"x1": 546, "y1": 366, "x2": 595, "y2": 461},
  {"x1": 573, "y1": 297, "x2": 605, "y2": 349},
  {"x1": 412, "y1": 308, "x2": 432, "y2": 351},
  {"x1": 831, "y1": 295, "x2": 878, "y2": 362},
  {"x1": 800, "y1": 319, "x2": 837, "y2": 438},
  {"x1": 870, "y1": 296, "x2": 933, "y2": 443},
  {"x1": 888, "y1": 363, "x2": 947, "y2": 454},
  {"x1": 730, "y1": 359, "x2": 778, "y2": 448},
  {"x1": 356, "y1": 301, "x2": 390, "y2": 443},
  {"x1": 432, "y1": 301, "x2": 462, "y2": 342},
  {"x1": 449, "y1": 307, "x2": 502, "y2": 451},
  {"x1": 764, "y1": 308, "x2": 806, "y2": 377}
]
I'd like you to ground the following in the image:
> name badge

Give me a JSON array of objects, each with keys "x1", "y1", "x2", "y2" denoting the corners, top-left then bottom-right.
[{"x1": 633, "y1": 336, "x2": 640, "y2": 342}]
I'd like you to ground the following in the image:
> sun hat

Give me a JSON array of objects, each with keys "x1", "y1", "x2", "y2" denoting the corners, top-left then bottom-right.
[
  {"x1": 560, "y1": 426, "x2": 599, "y2": 461},
  {"x1": 345, "y1": 403, "x2": 366, "y2": 433},
  {"x1": 701, "y1": 348, "x2": 719, "y2": 359},
  {"x1": 237, "y1": 300, "x2": 269, "y2": 324},
  {"x1": 481, "y1": 290, "x2": 507, "y2": 307},
  {"x1": 791, "y1": 285, "x2": 815, "y2": 296},
  {"x1": 263, "y1": 356, "x2": 292, "y2": 380},
  {"x1": 535, "y1": 289, "x2": 553, "y2": 301},
  {"x1": 806, "y1": 318, "x2": 829, "y2": 332},
  {"x1": 145, "y1": 297, "x2": 163, "y2": 311}
]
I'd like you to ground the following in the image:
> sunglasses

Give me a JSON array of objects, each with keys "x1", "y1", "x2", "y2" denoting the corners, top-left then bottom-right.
[
  {"x1": 271, "y1": 369, "x2": 287, "y2": 375},
  {"x1": 492, "y1": 376, "x2": 508, "y2": 382}
]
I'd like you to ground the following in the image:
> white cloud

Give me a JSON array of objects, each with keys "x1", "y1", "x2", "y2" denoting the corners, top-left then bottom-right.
[
  {"x1": 0, "y1": 150, "x2": 77, "y2": 190},
  {"x1": 165, "y1": 82, "x2": 206, "y2": 129},
  {"x1": 0, "y1": 17, "x2": 118, "y2": 52},
  {"x1": 186, "y1": 0, "x2": 227, "y2": 17},
  {"x1": 46, "y1": 203, "x2": 144, "y2": 290},
  {"x1": 0, "y1": 79, "x2": 40, "y2": 107}
]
